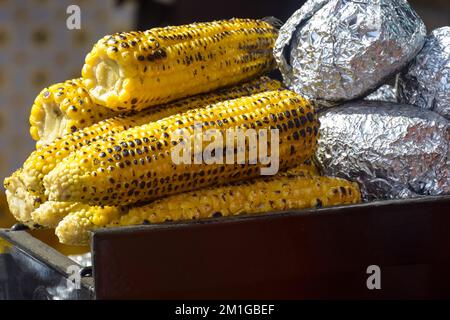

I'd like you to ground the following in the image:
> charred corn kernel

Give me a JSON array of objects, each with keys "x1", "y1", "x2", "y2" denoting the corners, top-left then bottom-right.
[
  {"x1": 82, "y1": 18, "x2": 277, "y2": 111},
  {"x1": 55, "y1": 175, "x2": 360, "y2": 246},
  {"x1": 281, "y1": 159, "x2": 320, "y2": 177},
  {"x1": 3, "y1": 169, "x2": 45, "y2": 228},
  {"x1": 56, "y1": 205, "x2": 127, "y2": 246},
  {"x1": 22, "y1": 76, "x2": 281, "y2": 195},
  {"x1": 30, "y1": 78, "x2": 117, "y2": 146},
  {"x1": 45, "y1": 90, "x2": 319, "y2": 206}
]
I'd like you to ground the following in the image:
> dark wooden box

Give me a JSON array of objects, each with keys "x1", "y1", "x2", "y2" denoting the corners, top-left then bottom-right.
[{"x1": 91, "y1": 195, "x2": 450, "y2": 299}]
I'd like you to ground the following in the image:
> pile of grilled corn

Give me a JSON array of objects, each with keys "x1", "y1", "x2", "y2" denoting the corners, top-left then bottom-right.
[{"x1": 4, "y1": 18, "x2": 361, "y2": 246}]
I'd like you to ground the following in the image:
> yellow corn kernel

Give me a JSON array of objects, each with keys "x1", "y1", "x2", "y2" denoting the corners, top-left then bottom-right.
[
  {"x1": 56, "y1": 204, "x2": 126, "y2": 246},
  {"x1": 31, "y1": 201, "x2": 84, "y2": 228}
]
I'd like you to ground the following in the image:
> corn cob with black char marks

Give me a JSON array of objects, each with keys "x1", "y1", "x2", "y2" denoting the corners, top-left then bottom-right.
[
  {"x1": 21, "y1": 76, "x2": 281, "y2": 194},
  {"x1": 82, "y1": 18, "x2": 277, "y2": 111},
  {"x1": 55, "y1": 174, "x2": 360, "y2": 246},
  {"x1": 44, "y1": 90, "x2": 320, "y2": 206},
  {"x1": 29, "y1": 158, "x2": 315, "y2": 229},
  {"x1": 29, "y1": 78, "x2": 117, "y2": 146},
  {"x1": 4, "y1": 77, "x2": 281, "y2": 226}
]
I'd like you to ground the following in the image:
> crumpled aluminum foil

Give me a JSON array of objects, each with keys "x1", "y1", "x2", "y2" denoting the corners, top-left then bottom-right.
[
  {"x1": 316, "y1": 101, "x2": 450, "y2": 200},
  {"x1": 364, "y1": 84, "x2": 398, "y2": 103},
  {"x1": 274, "y1": 0, "x2": 426, "y2": 105},
  {"x1": 398, "y1": 27, "x2": 450, "y2": 120}
]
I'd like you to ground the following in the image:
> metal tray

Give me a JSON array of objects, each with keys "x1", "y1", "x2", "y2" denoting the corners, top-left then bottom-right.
[{"x1": 0, "y1": 230, "x2": 94, "y2": 299}]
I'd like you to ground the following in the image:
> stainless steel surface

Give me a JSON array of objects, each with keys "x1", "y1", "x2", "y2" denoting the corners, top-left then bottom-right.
[
  {"x1": 0, "y1": 229, "x2": 94, "y2": 300},
  {"x1": 317, "y1": 101, "x2": 449, "y2": 200},
  {"x1": 398, "y1": 27, "x2": 450, "y2": 120},
  {"x1": 274, "y1": 0, "x2": 426, "y2": 106}
]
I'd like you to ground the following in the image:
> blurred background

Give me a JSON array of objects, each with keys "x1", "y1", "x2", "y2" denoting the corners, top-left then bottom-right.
[{"x1": 0, "y1": 0, "x2": 448, "y2": 253}]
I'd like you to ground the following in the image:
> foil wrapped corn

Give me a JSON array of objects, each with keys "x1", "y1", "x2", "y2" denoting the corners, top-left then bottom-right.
[
  {"x1": 398, "y1": 27, "x2": 450, "y2": 120},
  {"x1": 82, "y1": 18, "x2": 277, "y2": 111},
  {"x1": 29, "y1": 78, "x2": 117, "y2": 146},
  {"x1": 317, "y1": 101, "x2": 450, "y2": 200},
  {"x1": 44, "y1": 90, "x2": 319, "y2": 206},
  {"x1": 274, "y1": 0, "x2": 426, "y2": 105},
  {"x1": 56, "y1": 174, "x2": 360, "y2": 246}
]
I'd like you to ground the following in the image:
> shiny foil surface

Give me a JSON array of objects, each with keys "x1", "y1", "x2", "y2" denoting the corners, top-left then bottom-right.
[
  {"x1": 274, "y1": 0, "x2": 426, "y2": 105},
  {"x1": 398, "y1": 27, "x2": 450, "y2": 120},
  {"x1": 365, "y1": 84, "x2": 398, "y2": 103},
  {"x1": 316, "y1": 101, "x2": 449, "y2": 200}
]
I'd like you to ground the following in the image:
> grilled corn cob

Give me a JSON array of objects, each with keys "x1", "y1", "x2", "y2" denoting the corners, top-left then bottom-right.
[
  {"x1": 56, "y1": 175, "x2": 360, "y2": 246},
  {"x1": 30, "y1": 78, "x2": 117, "y2": 146},
  {"x1": 45, "y1": 90, "x2": 319, "y2": 206},
  {"x1": 32, "y1": 201, "x2": 85, "y2": 228},
  {"x1": 30, "y1": 157, "x2": 313, "y2": 229},
  {"x1": 82, "y1": 18, "x2": 277, "y2": 111},
  {"x1": 56, "y1": 204, "x2": 125, "y2": 245},
  {"x1": 4, "y1": 169, "x2": 44, "y2": 227},
  {"x1": 21, "y1": 76, "x2": 281, "y2": 196}
]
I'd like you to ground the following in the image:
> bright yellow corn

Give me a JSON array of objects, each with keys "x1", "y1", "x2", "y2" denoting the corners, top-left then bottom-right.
[
  {"x1": 82, "y1": 18, "x2": 277, "y2": 111},
  {"x1": 44, "y1": 90, "x2": 319, "y2": 206},
  {"x1": 5, "y1": 77, "x2": 280, "y2": 227},
  {"x1": 21, "y1": 76, "x2": 281, "y2": 196},
  {"x1": 29, "y1": 78, "x2": 117, "y2": 146},
  {"x1": 55, "y1": 174, "x2": 360, "y2": 246},
  {"x1": 31, "y1": 157, "x2": 312, "y2": 229}
]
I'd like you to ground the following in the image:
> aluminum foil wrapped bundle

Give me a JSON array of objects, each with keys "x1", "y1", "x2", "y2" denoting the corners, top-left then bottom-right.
[
  {"x1": 317, "y1": 101, "x2": 449, "y2": 200},
  {"x1": 364, "y1": 84, "x2": 398, "y2": 103},
  {"x1": 398, "y1": 27, "x2": 450, "y2": 120},
  {"x1": 274, "y1": 0, "x2": 426, "y2": 105}
]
